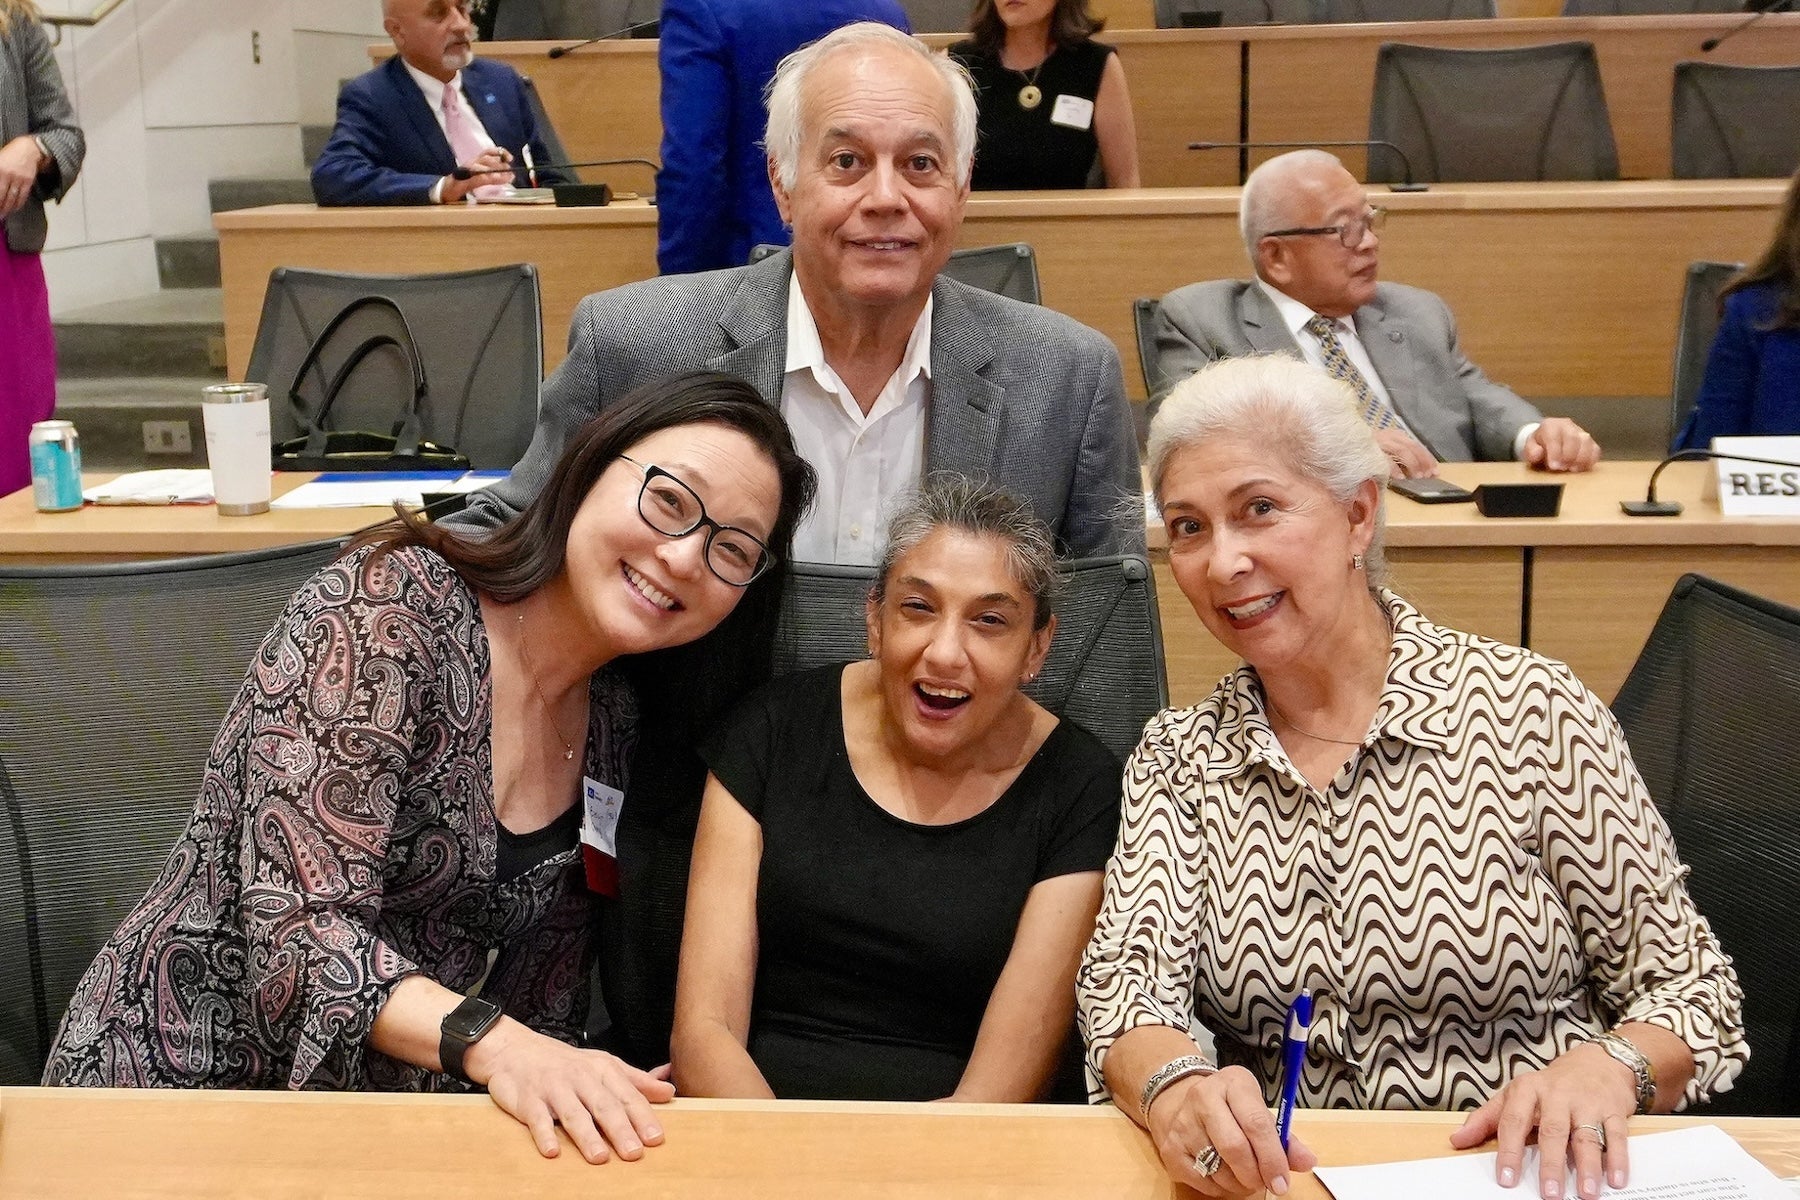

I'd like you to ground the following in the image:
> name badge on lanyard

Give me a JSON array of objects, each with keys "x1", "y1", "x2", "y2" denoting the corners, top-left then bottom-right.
[{"x1": 580, "y1": 775, "x2": 624, "y2": 896}]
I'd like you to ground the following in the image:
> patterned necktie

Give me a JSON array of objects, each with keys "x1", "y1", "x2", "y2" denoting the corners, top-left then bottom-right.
[
  {"x1": 1305, "y1": 314, "x2": 1399, "y2": 431},
  {"x1": 442, "y1": 84, "x2": 507, "y2": 200}
]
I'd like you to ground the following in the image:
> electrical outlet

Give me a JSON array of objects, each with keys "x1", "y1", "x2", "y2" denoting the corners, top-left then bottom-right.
[{"x1": 143, "y1": 420, "x2": 193, "y2": 455}]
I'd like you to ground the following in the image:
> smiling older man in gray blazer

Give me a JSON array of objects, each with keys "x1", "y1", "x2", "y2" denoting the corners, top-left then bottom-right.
[
  {"x1": 1151, "y1": 150, "x2": 1599, "y2": 477},
  {"x1": 460, "y1": 21, "x2": 1141, "y2": 560}
]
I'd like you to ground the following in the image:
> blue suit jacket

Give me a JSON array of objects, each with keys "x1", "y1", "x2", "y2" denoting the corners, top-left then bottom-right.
[
  {"x1": 311, "y1": 56, "x2": 566, "y2": 206},
  {"x1": 655, "y1": 0, "x2": 910, "y2": 275},
  {"x1": 1675, "y1": 281, "x2": 1800, "y2": 450}
]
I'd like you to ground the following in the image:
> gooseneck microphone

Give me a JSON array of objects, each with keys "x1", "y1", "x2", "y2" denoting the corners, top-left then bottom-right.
[
  {"x1": 1188, "y1": 139, "x2": 1430, "y2": 191},
  {"x1": 1622, "y1": 448, "x2": 1800, "y2": 516},
  {"x1": 546, "y1": 16, "x2": 661, "y2": 57},
  {"x1": 451, "y1": 157, "x2": 661, "y2": 181},
  {"x1": 1702, "y1": 0, "x2": 1793, "y2": 52}
]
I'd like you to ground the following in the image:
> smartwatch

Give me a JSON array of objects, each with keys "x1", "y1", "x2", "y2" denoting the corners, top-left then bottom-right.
[{"x1": 439, "y1": 995, "x2": 503, "y2": 1085}]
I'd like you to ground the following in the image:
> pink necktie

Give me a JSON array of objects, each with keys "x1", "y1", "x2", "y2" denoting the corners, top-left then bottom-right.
[{"x1": 442, "y1": 84, "x2": 507, "y2": 200}]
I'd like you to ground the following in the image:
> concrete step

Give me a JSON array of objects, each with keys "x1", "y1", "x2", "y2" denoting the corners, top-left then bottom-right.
[
  {"x1": 53, "y1": 377, "x2": 217, "y2": 472},
  {"x1": 55, "y1": 288, "x2": 226, "y2": 379},
  {"x1": 155, "y1": 235, "x2": 220, "y2": 290},
  {"x1": 208, "y1": 176, "x2": 314, "y2": 213},
  {"x1": 302, "y1": 124, "x2": 332, "y2": 170}
]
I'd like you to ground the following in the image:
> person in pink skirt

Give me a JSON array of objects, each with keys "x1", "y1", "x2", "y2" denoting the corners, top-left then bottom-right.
[{"x1": 0, "y1": 0, "x2": 83, "y2": 497}]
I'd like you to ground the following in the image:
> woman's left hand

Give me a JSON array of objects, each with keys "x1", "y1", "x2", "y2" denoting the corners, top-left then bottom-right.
[
  {"x1": 1450, "y1": 1041, "x2": 1638, "y2": 1200},
  {"x1": 0, "y1": 136, "x2": 44, "y2": 219}
]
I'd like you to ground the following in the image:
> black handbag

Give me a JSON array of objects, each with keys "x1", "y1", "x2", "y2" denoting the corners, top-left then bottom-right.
[{"x1": 271, "y1": 295, "x2": 472, "y2": 472}]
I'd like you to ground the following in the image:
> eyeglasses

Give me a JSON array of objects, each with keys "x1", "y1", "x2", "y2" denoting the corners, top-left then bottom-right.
[
  {"x1": 1262, "y1": 206, "x2": 1387, "y2": 249},
  {"x1": 618, "y1": 455, "x2": 774, "y2": 588}
]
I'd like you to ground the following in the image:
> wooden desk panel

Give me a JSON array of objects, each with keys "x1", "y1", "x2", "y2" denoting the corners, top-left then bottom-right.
[
  {"x1": 214, "y1": 181, "x2": 1782, "y2": 400},
  {"x1": 2, "y1": 1089, "x2": 1796, "y2": 1198},
  {"x1": 1245, "y1": 15, "x2": 1800, "y2": 181}
]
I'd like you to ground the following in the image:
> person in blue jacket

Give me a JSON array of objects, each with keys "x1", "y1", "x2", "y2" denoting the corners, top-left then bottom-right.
[
  {"x1": 655, "y1": 0, "x2": 911, "y2": 275},
  {"x1": 1675, "y1": 166, "x2": 1800, "y2": 450},
  {"x1": 312, "y1": 0, "x2": 568, "y2": 207}
]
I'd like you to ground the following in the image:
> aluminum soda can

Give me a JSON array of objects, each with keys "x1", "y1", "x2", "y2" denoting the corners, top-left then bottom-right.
[{"x1": 29, "y1": 420, "x2": 83, "y2": 512}]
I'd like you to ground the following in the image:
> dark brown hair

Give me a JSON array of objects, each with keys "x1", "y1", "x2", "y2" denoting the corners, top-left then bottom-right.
[
  {"x1": 1722, "y1": 165, "x2": 1800, "y2": 332},
  {"x1": 967, "y1": 0, "x2": 1104, "y2": 54}
]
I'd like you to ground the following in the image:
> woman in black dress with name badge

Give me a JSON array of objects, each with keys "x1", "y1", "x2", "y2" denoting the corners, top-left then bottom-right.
[{"x1": 950, "y1": 0, "x2": 1140, "y2": 190}]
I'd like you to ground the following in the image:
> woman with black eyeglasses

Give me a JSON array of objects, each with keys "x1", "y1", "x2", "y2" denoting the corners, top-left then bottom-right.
[{"x1": 44, "y1": 371, "x2": 816, "y2": 1166}]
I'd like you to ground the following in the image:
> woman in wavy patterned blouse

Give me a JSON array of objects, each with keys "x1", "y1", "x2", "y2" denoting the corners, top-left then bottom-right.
[
  {"x1": 1077, "y1": 355, "x2": 1745, "y2": 1200},
  {"x1": 44, "y1": 371, "x2": 815, "y2": 1166}
]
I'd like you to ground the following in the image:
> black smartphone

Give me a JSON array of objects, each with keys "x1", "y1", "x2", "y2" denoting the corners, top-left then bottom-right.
[{"x1": 1388, "y1": 477, "x2": 1476, "y2": 504}]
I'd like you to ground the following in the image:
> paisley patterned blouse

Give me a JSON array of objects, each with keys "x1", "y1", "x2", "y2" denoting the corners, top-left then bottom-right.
[
  {"x1": 43, "y1": 544, "x2": 636, "y2": 1091},
  {"x1": 1078, "y1": 592, "x2": 1746, "y2": 1111}
]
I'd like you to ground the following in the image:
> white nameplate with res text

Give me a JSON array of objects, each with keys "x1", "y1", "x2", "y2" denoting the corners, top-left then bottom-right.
[{"x1": 1713, "y1": 436, "x2": 1800, "y2": 516}]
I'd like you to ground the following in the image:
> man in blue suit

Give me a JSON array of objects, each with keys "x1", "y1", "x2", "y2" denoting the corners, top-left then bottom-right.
[
  {"x1": 656, "y1": 0, "x2": 911, "y2": 274},
  {"x1": 312, "y1": 0, "x2": 568, "y2": 207}
]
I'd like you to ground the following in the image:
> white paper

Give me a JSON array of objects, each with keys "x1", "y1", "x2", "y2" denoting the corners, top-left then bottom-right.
[
  {"x1": 1050, "y1": 93, "x2": 1095, "y2": 130},
  {"x1": 269, "y1": 472, "x2": 502, "y2": 510},
  {"x1": 83, "y1": 469, "x2": 214, "y2": 505},
  {"x1": 1314, "y1": 1126, "x2": 1791, "y2": 1200},
  {"x1": 581, "y1": 777, "x2": 624, "y2": 859}
]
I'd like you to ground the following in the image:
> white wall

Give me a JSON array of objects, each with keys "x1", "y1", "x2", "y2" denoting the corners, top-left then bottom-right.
[{"x1": 36, "y1": 0, "x2": 383, "y2": 313}]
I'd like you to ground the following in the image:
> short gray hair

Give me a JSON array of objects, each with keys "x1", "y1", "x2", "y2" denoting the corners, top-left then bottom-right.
[
  {"x1": 1148, "y1": 355, "x2": 1391, "y2": 584},
  {"x1": 873, "y1": 475, "x2": 1057, "y2": 630},
  {"x1": 764, "y1": 23, "x2": 978, "y2": 192},
  {"x1": 1238, "y1": 148, "x2": 1344, "y2": 265}
]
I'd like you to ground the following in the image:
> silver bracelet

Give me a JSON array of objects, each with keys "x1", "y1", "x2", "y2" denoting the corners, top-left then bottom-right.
[
  {"x1": 1592, "y1": 1031, "x2": 1657, "y2": 1114},
  {"x1": 1138, "y1": 1053, "x2": 1218, "y2": 1122}
]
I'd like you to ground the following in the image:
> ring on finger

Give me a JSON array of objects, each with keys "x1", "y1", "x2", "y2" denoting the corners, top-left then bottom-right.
[
  {"x1": 1193, "y1": 1145, "x2": 1223, "y2": 1177},
  {"x1": 1574, "y1": 1122, "x2": 1608, "y2": 1151}
]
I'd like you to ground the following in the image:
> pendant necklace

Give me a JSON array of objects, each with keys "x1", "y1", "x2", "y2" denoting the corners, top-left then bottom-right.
[
  {"x1": 517, "y1": 609, "x2": 577, "y2": 761},
  {"x1": 1015, "y1": 48, "x2": 1052, "y2": 110}
]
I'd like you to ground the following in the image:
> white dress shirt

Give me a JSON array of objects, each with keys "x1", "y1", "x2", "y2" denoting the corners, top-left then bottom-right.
[
  {"x1": 780, "y1": 274, "x2": 931, "y2": 565},
  {"x1": 1258, "y1": 280, "x2": 1536, "y2": 460},
  {"x1": 400, "y1": 60, "x2": 496, "y2": 204}
]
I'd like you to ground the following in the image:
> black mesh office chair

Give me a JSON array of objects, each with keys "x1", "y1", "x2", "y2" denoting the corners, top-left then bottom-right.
[
  {"x1": 773, "y1": 556, "x2": 1168, "y2": 763},
  {"x1": 748, "y1": 243, "x2": 1044, "y2": 305},
  {"x1": 1367, "y1": 42, "x2": 1620, "y2": 183},
  {"x1": 0, "y1": 538, "x2": 349, "y2": 1085},
  {"x1": 1670, "y1": 260, "x2": 1744, "y2": 448},
  {"x1": 1672, "y1": 62, "x2": 1800, "y2": 180},
  {"x1": 1323, "y1": 0, "x2": 1495, "y2": 20},
  {"x1": 1612, "y1": 575, "x2": 1800, "y2": 1115},
  {"x1": 245, "y1": 264, "x2": 544, "y2": 471},
  {"x1": 1154, "y1": 0, "x2": 1325, "y2": 24},
  {"x1": 1561, "y1": 0, "x2": 1737, "y2": 12}
]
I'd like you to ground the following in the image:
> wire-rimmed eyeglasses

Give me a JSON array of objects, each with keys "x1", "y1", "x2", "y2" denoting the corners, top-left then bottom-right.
[
  {"x1": 618, "y1": 454, "x2": 774, "y2": 588},
  {"x1": 1263, "y1": 206, "x2": 1387, "y2": 249}
]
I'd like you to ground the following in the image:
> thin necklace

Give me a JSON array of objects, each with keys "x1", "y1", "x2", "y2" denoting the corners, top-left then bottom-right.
[
  {"x1": 516, "y1": 609, "x2": 577, "y2": 761},
  {"x1": 1266, "y1": 698, "x2": 1366, "y2": 747}
]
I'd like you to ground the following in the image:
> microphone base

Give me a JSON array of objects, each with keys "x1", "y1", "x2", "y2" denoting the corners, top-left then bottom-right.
[
  {"x1": 1387, "y1": 182, "x2": 1430, "y2": 193},
  {"x1": 553, "y1": 183, "x2": 613, "y2": 208},
  {"x1": 1621, "y1": 499, "x2": 1685, "y2": 517}
]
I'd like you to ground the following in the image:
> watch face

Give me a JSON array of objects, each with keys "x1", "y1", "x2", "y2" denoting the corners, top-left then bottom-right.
[{"x1": 444, "y1": 997, "x2": 501, "y2": 1041}]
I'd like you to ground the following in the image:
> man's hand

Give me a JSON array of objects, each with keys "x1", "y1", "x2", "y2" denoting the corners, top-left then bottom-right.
[
  {"x1": 442, "y1": 146, "x2": 514, "y2": 203},
  {"x1": 1375, "y1": 427, "x2": 1439, "y2": 479},
  {"x1": 1524, "y1": 418, "x2": 1601, "y2": 473}
]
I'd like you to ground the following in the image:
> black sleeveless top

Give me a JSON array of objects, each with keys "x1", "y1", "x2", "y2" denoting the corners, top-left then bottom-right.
[{"x1": 949, "y1": 38, "x2": 1115, "y2": 191}]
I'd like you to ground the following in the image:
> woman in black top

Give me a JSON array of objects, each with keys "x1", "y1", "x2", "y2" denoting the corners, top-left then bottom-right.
[
  {"x1": 949, "y1": 0, "x2": 1140, "y2": 190},
  {"x1": 670, "y1": 478, "x2": 1123, "y2": 1102}
]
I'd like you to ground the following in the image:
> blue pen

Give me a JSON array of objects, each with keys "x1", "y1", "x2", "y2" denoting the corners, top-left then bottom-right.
[{"x1": 1275, "y1": 990, "x2": 1313, "y2": 1150}]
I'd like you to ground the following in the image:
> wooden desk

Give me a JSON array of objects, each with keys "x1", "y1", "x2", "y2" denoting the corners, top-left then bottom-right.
[
  {"x1": 448, "y1": 19, "x2": 1800, "y2": 191},
  {"x1": 1, "y1": 1087, "x2": 1795, "y2": 1198},
  {"x1": 1156, "y1": 459, "x2": 1800, "y2": 707},
  {"x1": 213, "y1": 180, "x2": 1782, "y2": 400}
]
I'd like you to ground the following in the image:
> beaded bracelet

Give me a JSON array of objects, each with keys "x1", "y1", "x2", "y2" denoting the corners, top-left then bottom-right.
[
  {"x1": 1593, "y1": 1031, "x2": 1657, "y2": 1114},
  {"x1": 1139, "y1": 1054, "x2": 1218, "y2": 1122}
]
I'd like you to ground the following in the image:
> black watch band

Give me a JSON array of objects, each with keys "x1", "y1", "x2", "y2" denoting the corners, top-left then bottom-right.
[{"x1": 439, "y1": 995, "x2": 503, "y2": 1085}]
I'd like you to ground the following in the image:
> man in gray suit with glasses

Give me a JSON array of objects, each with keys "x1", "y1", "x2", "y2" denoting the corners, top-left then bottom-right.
[{"x1": 460, "y1": 20, "x2": 1142, "y2": 562}]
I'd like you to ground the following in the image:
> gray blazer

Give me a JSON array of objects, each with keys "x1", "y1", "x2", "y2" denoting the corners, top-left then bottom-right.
[
  {"x1": 0, "y1": 13, "x2": 83, "y2": 255},
  {"x1": 1153, "y1": 279, "x2": 1542, "y2": 463},
  {"x1": 461, "y1": 250, "x2": 1146, "y2": 557}
]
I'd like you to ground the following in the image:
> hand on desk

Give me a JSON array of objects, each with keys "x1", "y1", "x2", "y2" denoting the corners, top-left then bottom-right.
[
  {"x1": 1376, "y1": 428, "x2": 1440, "y2": 480},
  {"x1": 443, "y1": 146, "x2": 514, "y2": 203},
  {"x1": 469, "y1": 1018, "x2": 675, "y2": 1163},
  {"x1": 1148, "y1": 1065, "x2": 1317, "y2": 1197},
  {"x1": 1524, "y1": 418, "x2": 1602, "y2": 474}
]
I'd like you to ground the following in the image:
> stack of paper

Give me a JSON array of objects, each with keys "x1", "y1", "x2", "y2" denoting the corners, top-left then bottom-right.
[{"x1": 83, "y1": 469, "x2": 215, "y2": 505}]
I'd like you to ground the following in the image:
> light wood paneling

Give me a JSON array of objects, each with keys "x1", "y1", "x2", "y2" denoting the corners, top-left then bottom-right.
[{"x1": 4, "y1": 1087, "x2": 1799, "y2": 1199}]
